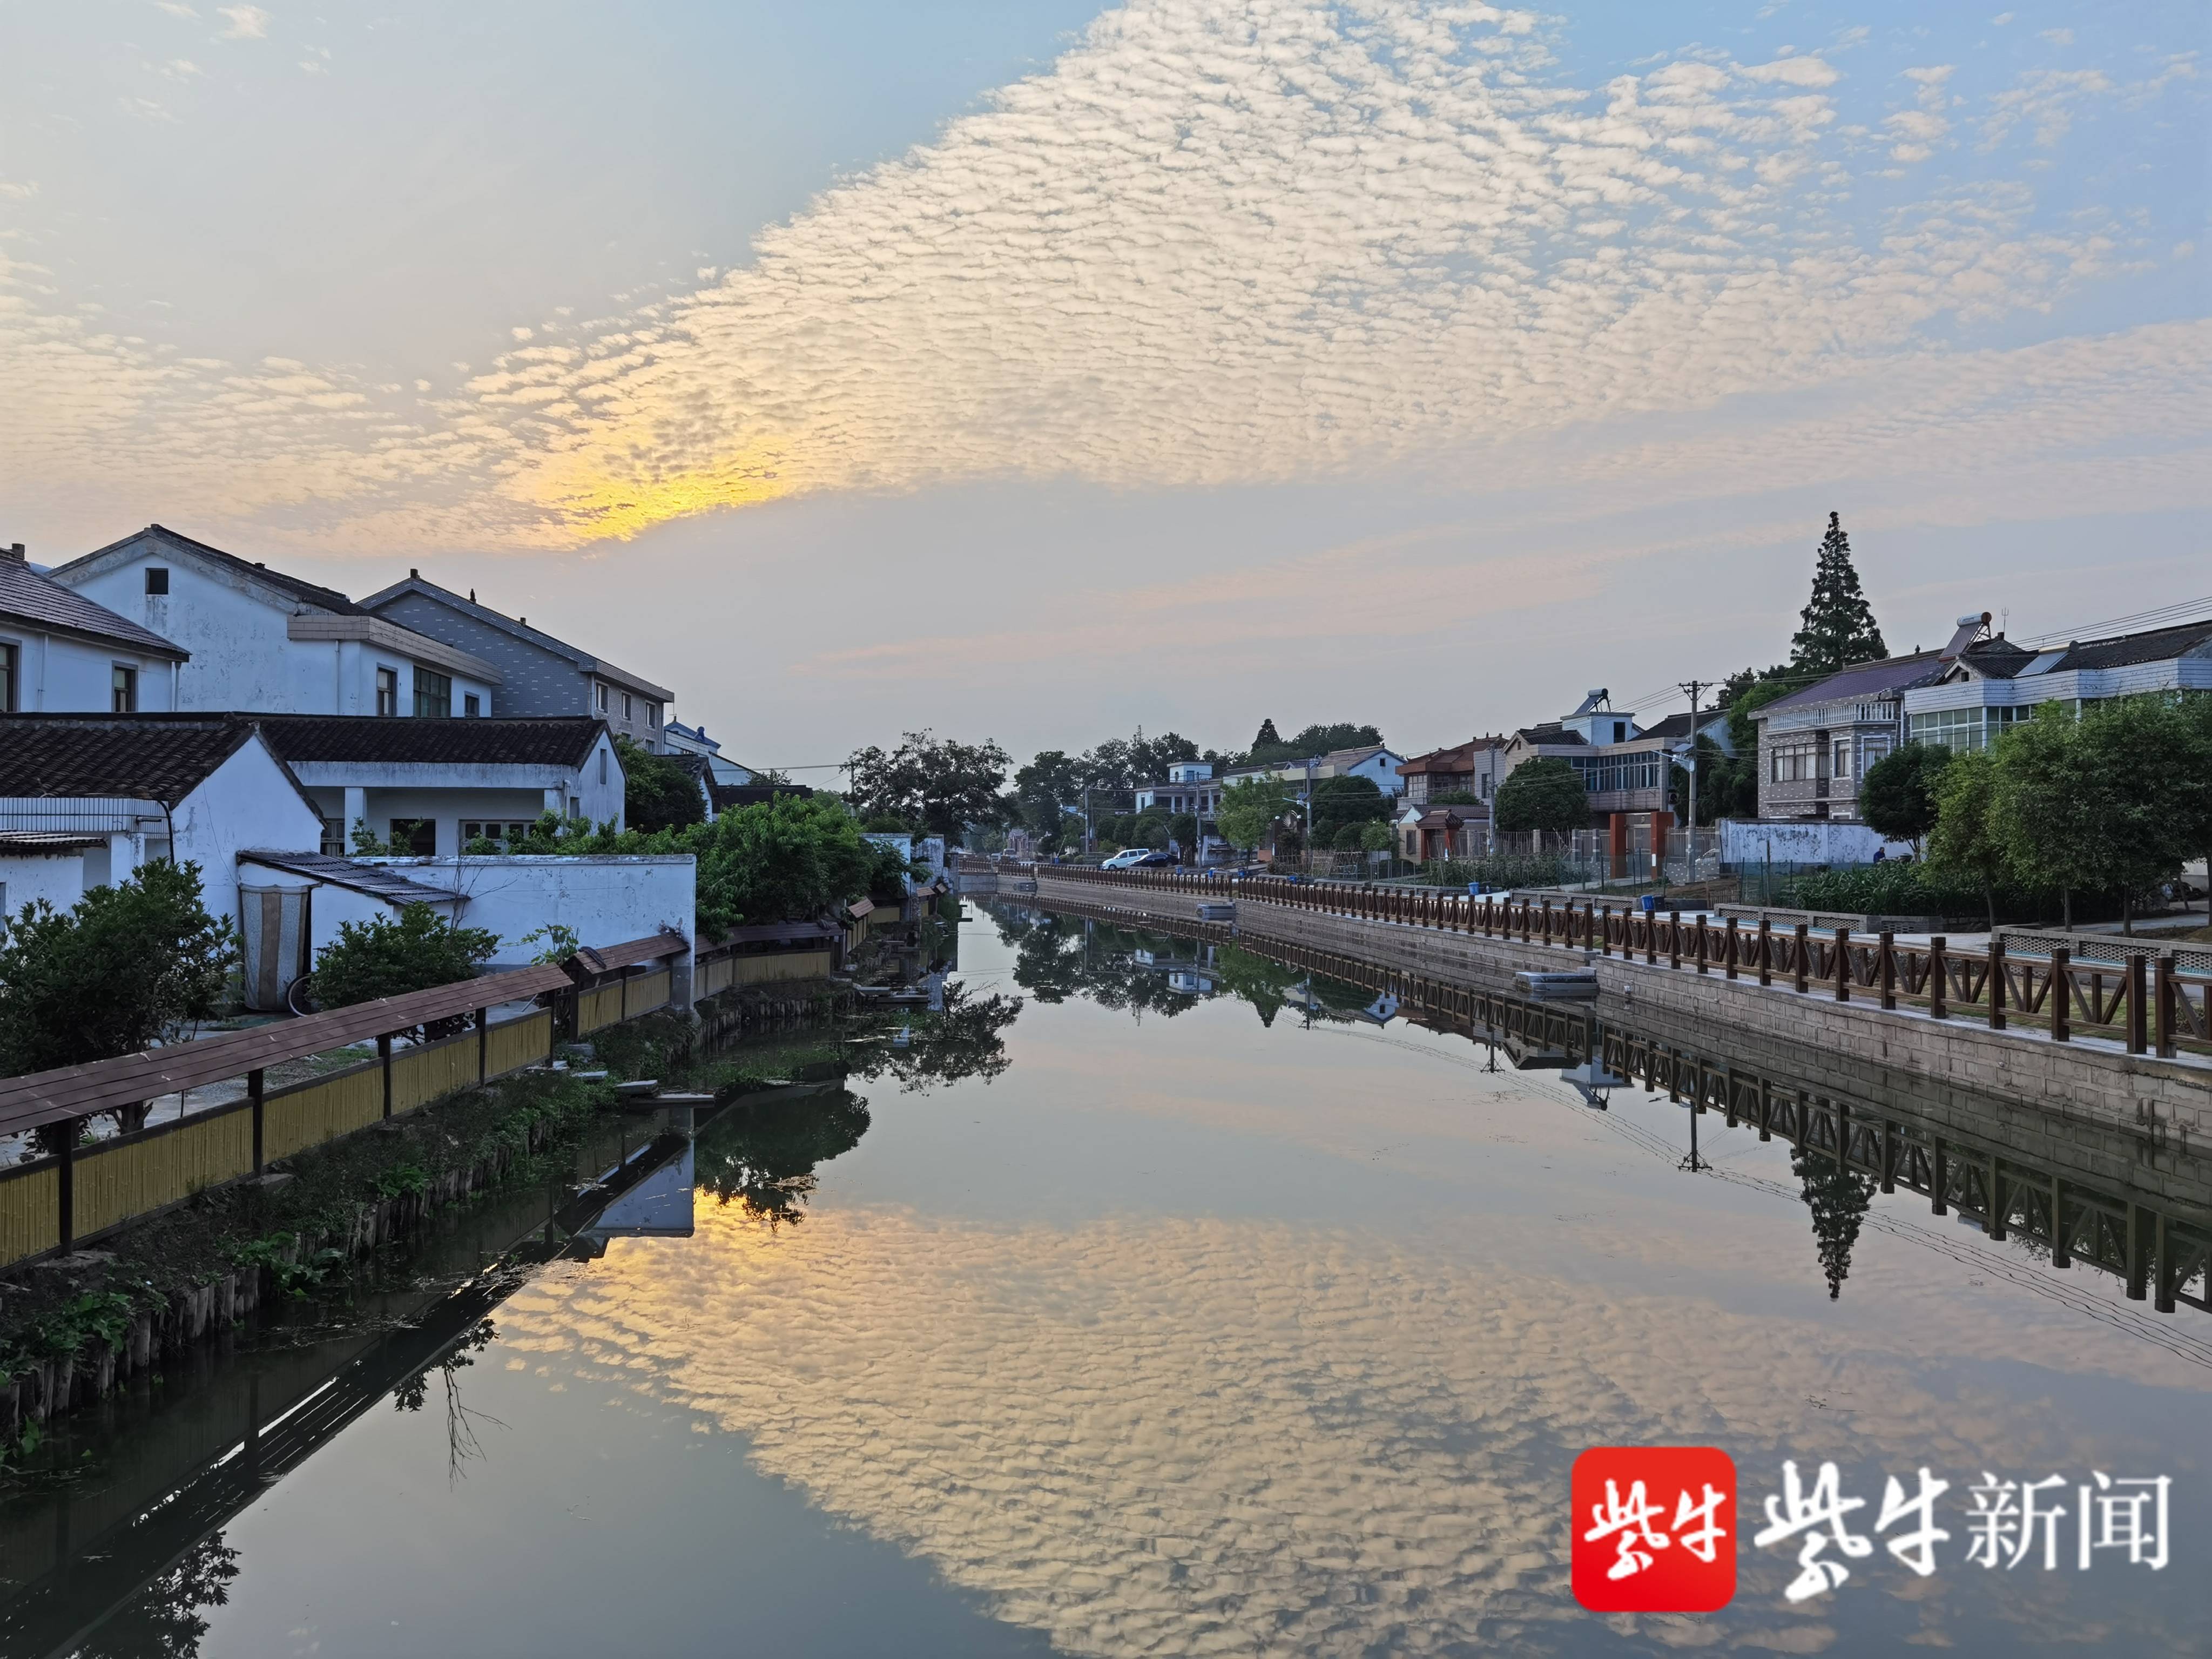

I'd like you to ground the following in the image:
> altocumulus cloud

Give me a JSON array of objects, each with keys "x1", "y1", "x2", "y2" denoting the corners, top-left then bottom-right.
[
  {"x1": 496, "y1": 1203, "x2": 2203, "y2": 1656},
  {"x1": 0, "y1": 0, "x2": 2198, "y2": 551}
]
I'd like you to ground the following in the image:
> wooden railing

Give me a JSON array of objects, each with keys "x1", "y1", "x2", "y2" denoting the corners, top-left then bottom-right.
[
  {"x1": 0, "y1": 931, "x2": 687, "y2": 1268},
  {"x1": 1024, "y1": 865, "x2": 2212, "y2": 1060}
]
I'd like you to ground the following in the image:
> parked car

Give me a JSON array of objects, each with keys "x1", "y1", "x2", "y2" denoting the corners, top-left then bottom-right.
[
  {"x1": 1101, "y1": 848, "x2": 1155, "y2": 870},
  {"x1": 1130, "y1": 851, "x2": 1176, "y2": 867}
]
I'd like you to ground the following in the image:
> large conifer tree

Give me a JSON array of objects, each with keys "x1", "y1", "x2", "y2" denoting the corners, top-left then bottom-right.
[{"x1": 1789, "y1": 512, "x2": 1887, "y2": 675}]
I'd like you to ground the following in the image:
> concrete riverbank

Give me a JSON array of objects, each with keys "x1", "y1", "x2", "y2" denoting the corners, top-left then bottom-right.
[{"x1": 985, "y1": 868, "x2": 2212, "y2": 1139}]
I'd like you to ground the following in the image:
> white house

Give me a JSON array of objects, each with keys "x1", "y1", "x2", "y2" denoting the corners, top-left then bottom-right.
[
  {"x1": 1903, "y1": 615, "x2": 2212, "y2": 752},
  {"x1": 1230, "y1": 745, "x2": 1408, "y2": 798},
  {"x1": 360, "y1": 571, "x2": 675, "y2": 752},
  {"x1": 1134, "y1": 760, "x2": 1222, "y2": 818},
  {"x1": 233, "y1": 849, "x2": 466, "y2": 1011},
  {"x1": 253, "y1": 714, "x2": 628, "y2": 857},
  {"x1": 0, "y1": 714, "x2": 326, "y2": 925},
  {"x1": 663, "y1": 719, "x2": 758, "y2": 785},
  {"x1": 49, "y1": 526, "x2": 501, "y2": 718},
  {"x1": 1, "y1": 541, "x2": 188, "y2": 713}
]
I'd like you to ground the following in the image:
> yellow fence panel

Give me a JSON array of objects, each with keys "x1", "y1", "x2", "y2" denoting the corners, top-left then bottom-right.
[
  {"x1": 488, "y1": 1009, "x2": 552, "y2": 1076},
  {"x1": 630, "y1": 969, "x2": 670, "y2": 1013},
  {"x1": 392, "y1": 1033, "x2": 480, "y2": 1115},
  {"x1": 733, "y1": 949, "x2": 834, "y2": 984},
  {"x1": 73, "y1": 1109, "x2": 255, "y2": 1239},
  {"x1": 265, "y1": 1064, "x2": 386, "y2": 1162},
  {"x1": 0, "y1": 1166, "x2": 60, "y2": 1269},
  {"x1": 697, "y1": 956, "x2": 735, "y2": 998},
  {"x1": 578, "y1": 983, "x2": 623, "y2": 1033}
]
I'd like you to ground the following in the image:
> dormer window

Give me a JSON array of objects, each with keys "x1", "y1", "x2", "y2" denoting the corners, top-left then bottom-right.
[{"x1": 144, "y1": 567, "x2": 169, "y2": 595}]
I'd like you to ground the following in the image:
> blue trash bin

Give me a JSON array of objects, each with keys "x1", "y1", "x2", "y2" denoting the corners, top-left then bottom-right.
[{"x1": 1639, "y1": 893, "x2": 1660, "y2": 914}]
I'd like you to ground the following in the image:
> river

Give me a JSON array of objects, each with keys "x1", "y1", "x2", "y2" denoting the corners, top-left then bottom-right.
[{"x1": 3, "y1": 898, "x2": 2207, "y2": 1656}]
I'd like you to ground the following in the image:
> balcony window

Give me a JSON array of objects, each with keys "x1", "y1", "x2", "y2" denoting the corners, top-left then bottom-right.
[
  {"x1": 413, "y1": 666, "x2": 453, "y2": 718},
  {"x1": 375, "y1": 666, "x2": 400, "y2": 717},
  {"x1": 319, "y1": 817, "x2": 345, "y2": 857},
  {"x1": 596, "y1": 683, "x2": 609, "y2": 712},
  {"x1": 111, "y1": 664, "x2": 137, "y2": 712},
  {"x1": 1831, "y1": 741, "x2": 1852, "y2": 780}
]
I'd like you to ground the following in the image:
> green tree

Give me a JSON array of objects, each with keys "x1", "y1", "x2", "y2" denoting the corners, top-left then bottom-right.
[
  {"x1": 1358, "y1": 821, "x2": 1397, "y2": 853},
  {"x1": 844, "y1": 730, "x2": 1011, "y2": 838},
  {"x1": 1493, "y1": 757, "x2": 1588, "y2": 837},
  {"x1": 2170, "y1": 692, "x2": 2212, "y2": 908},
  {"x1": 0, "y1": 860, "x2": 239, "y2": 1134},
  {"x1": 313, "y1": 903, "x2": 501, "y2": 1038},
  {"x1": 1249, "y1": 718, "x2": 1282, "y2": 755},
  {"x1": 1216, "y1": 775, "x2": 1292, "y2": 853},
  {"x1": 1789, "y1": 511, "x2": 1887, "y2": 675},
  {"x1": 1859, "y1": 742, "x2": 1952, "y2": 855},
  {"x1": 1246, "y1": 720, "x2": 1385, "y2": 767},
  {"x1": 617, "y1": 737, "x2": 706, "y2": 834},
  {"x1": 1991, "y1": 698, "x2": 2186, "y2": 932},
  {"x1": 1309, "y1": 774, "x2": 1390, "y2": 841},
  {"x1": 1926, "y1": 748, "x2": 2006, "y2": 929}
]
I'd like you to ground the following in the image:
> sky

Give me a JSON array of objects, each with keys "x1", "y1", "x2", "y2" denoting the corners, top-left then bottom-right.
[{"x1": 1, "y1": 2, "x2": 2204, "y2": 772}]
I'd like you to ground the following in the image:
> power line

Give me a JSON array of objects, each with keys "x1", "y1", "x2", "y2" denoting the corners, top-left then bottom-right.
[{"x1": 2009, "y1": 596, "x2": 2212, "y2": 649}]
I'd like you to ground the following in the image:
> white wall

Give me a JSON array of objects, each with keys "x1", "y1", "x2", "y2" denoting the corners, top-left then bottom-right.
[
  {"x1": 238, "y1": 859, "x2": 454, "y2": 964},
  {"x1": 0, "y1": 848, "x2": 93, "y2": 918},
  {"x1": 0, "y1": 623, "x2": 180, "y2": 712},
  {"x1": 288, "y1": 731, "x2": 625, "y2": 853},
  {"x1": 1719, "y1": 819, "x2": 1913, "y2": 867},
  {"x1": 375, "y1": 854, "x2": 695, "y2": 968}
]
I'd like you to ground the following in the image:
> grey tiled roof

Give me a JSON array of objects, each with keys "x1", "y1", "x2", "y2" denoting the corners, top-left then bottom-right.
[
  {"x1": 357, "y1": 575, "x2": 675, "y2": 701},
  {"x1": 1756, "y1": 651, "x2": 1946, "y2": 717},
  {"x1": 253, "y1": 714, "x2": 608, "y2": 767},
  {"x1": 0, "y1": 558, "x2": 188, "y2": 657},
  {"x1": 2051, "y1": 618, "x2": 2212, "y2": 673},
  {"x1": 0, "y1": 714, "x2": 260, "y2": 801}
]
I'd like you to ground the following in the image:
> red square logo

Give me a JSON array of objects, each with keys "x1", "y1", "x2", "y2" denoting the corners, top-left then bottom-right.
[{"x1": 1572, "y1": 1446, "x2": 1738, "y2": 1612}]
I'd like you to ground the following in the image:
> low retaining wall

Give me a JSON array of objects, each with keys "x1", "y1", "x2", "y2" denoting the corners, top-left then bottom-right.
[{"x1": 1026, "y1": 872, "x2": 2212, "y2": 1137}]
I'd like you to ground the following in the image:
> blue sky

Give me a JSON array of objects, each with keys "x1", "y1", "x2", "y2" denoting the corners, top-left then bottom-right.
[{"x1": 1, "y1": 1, "x2": 2204, "y2": 767}]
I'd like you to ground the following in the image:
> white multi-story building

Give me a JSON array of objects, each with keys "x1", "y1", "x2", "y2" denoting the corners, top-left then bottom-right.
[
  {"x1": 1903, "y1": 616, "x2": 2212, "y2": 752},
  {"x1": 49, "y1": 526, "x2": 501, "y2": 719},
  {"x1": 1, "y1": 541, "x2": 189, "y2": 713}
]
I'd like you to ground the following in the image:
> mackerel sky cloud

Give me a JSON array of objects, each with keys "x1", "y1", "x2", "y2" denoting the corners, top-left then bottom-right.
[{"x1": 0, "y1": 1, "x2": 2202, "y2": 754}]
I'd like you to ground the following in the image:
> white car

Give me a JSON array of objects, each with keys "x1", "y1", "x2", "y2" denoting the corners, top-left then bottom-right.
[{"x1": 1100, "y1": 848, "x2": 1154, "y2": 870}]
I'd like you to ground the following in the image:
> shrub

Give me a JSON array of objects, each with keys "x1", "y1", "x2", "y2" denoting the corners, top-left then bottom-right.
[
  {"x1": 1493, "y1": 758, "x2": 1587, "y2": 835},
  {"x1": 314, "y1": 904, "x2": 501, "y2": 1038}
]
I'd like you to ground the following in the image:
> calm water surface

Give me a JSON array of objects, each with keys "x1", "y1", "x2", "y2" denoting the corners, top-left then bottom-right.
[{"x1": 6, "y1": 899, "x2": 2209, "y2": 1656}]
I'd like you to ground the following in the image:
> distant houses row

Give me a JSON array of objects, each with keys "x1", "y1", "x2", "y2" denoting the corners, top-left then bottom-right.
[
  {"x1": 0, "y1": 523, "x2": 764, "y2": 989},
  {"x1": 1085, "y1": 608, "x2": 2212, "y2": 867}
]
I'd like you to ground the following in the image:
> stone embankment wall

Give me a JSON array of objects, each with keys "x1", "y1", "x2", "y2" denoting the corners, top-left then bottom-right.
[{"x1": 1023, "y1": 872, "x2": 2212, "y2": 1138}]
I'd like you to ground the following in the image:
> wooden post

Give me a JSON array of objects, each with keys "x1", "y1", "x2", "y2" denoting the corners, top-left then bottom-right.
[
  {"x1": 379, "y1": 1033, "x2": 394, "y2": 1118},
  {"x1": 477, "y1": 1007, "x2": 490, "y2": 1080},
  {"x1": 1792, "y1": 923, "x2": 1809, "y2": 994},
  {"x1": 57, "y1": 1123, "x2": 76, "y2": 1252},
  {"x1": 1724, "y1": 918, "x2": 1739, "y2": 981},
  {"x1": 1879, "y1": 1118, "x2": 1895, "y2": 1193},
  {"x1": 1931, "y1": 1137, "x2": 1948, "y2": 1215},
  {"x1": 1928, "y1": 938, "x2": 1946, "y2": 1020},
  {"x1": 2049, "y1": 1176, "x2": 2069, "y2": 1268},
  {"x1": 1668, "y1": 910, "x2": 1681, "y2": 970},
  {"x1": 1833, "y1": 927, "x2": 1851, "y2": 1003},
  {"x1": 1694, "y1": 915, "x2": 1708, "y2": 975},
  {"x1": 1644, "y1": 912, "x2": 1657, "y2": 966},
  {"x1": 2155, "y1": 953, "x2": 2178, "y2": 1058},
  {"x1": 2050, "y1": 948, "x2": 2070, "y2": 1043},
  {"x1": 1987, "y1": 939, "x2": 2006, "y2": 1031},
  {"x1": 2124, "y1": 1203, "x2": 2149, "y2": 1301},
  {"x1": 1757, "y1": 919, "x2": 1772, "y2": 987},
  {"x1": 1756, "y1": 1076, "x2": 1772, "y2": 1141},
  {"x1": 2126, "y1": 955, "x2": 2148, "y2": 1055},
  {"x1": 1878, "y1": 932, "x2": 1895, "y2": 1011},
  {"x1": 2154, "y1": 1210, "x2": 2175, "y2": 1313},
  {"x1": 1986, "y1": 1158, "x2": 2006, "y2": 1241},
  {"x1": 1540, "y1": 900, "x2": 1553, "y2": 947},
  {"x1": 249, "y1": 1068, "x2": 265, "y2": 1176}
]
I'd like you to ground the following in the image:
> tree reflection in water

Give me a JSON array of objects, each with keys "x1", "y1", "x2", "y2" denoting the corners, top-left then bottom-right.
[
  {"x1": 75, "y1": 1534, "x2": 240, "y2": 1659},
  {"x1": 855, "y1": 982, "x2": 1023, "y2": 1093},
  {"x1": 695, "y1": 1088, "x2": 874, "y2": 1231},
  {"x1": 1792, "y1": 1144, "x2": 1876, "y2": 1299}
]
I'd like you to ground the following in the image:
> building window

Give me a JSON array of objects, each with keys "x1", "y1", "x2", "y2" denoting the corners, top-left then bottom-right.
[
  {"x1": 320, "y1": 817, "x2": 345, "y2": 857},
  {"x1": 1771, "y1": 744, "x2": 1820, "y2": 783},
  {"x1": 1863, "y1": 737, "x2": 1891, "y2": 772},
  {"x1": 462, "y1": 820, "x2": 534, "y2": 847},
  {"x1": 144, "y1": 567, "x2": 169, "y2": 595},
  {"x1": 375, "y1": 666, "x2": 400, "y2": 717},
  {"x1": 463, "y1": 693, "x2": 481, "y2": 718},
  {"x1": 413, "y1": 666, "x2": 453, "y2": 718},
  {"x1": 599, "y1": 748, "x2": 609, "y2": 785},
  {"x1": 1832, "y1": 741, "x2": 1852, "y2": 781},
  {"x1": 648, "y1": 702, "x2": 660, "y2": 727},
  {"x1": 112, "y1": 664, "x2": 137, "y2": 712},
  {"x1": 596, "y1": 683, "x2": 609, "y2": 712},
  {"x1": 1611, "y1": 720, "x2": 1627, "y2": 743},
  {"x1": 622, "y1": 692, "x2": 633, "y2": 721},
  {"x1": 0, "y1": 642, "x2": 15, "y2": 713},
  {"x1": 568, "y1": 795, "x2": 581, "y2": 819},
  {"x1": 388, "y1": 818, "x2": 436, "y2": 855}
]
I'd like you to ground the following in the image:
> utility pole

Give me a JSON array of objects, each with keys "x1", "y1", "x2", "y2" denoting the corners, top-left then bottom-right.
[
  {"x1": 1304, "y1": 754, "x2": 1316, "y2": 872},
  {"x1": 1676, "y1": 679, "x2": 1708, "y2": 884}
]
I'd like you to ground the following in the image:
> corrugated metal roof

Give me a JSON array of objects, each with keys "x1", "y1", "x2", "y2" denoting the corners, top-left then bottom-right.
[{"x1": 237, "y1": 848, "x2": 458, "y2": 906}]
